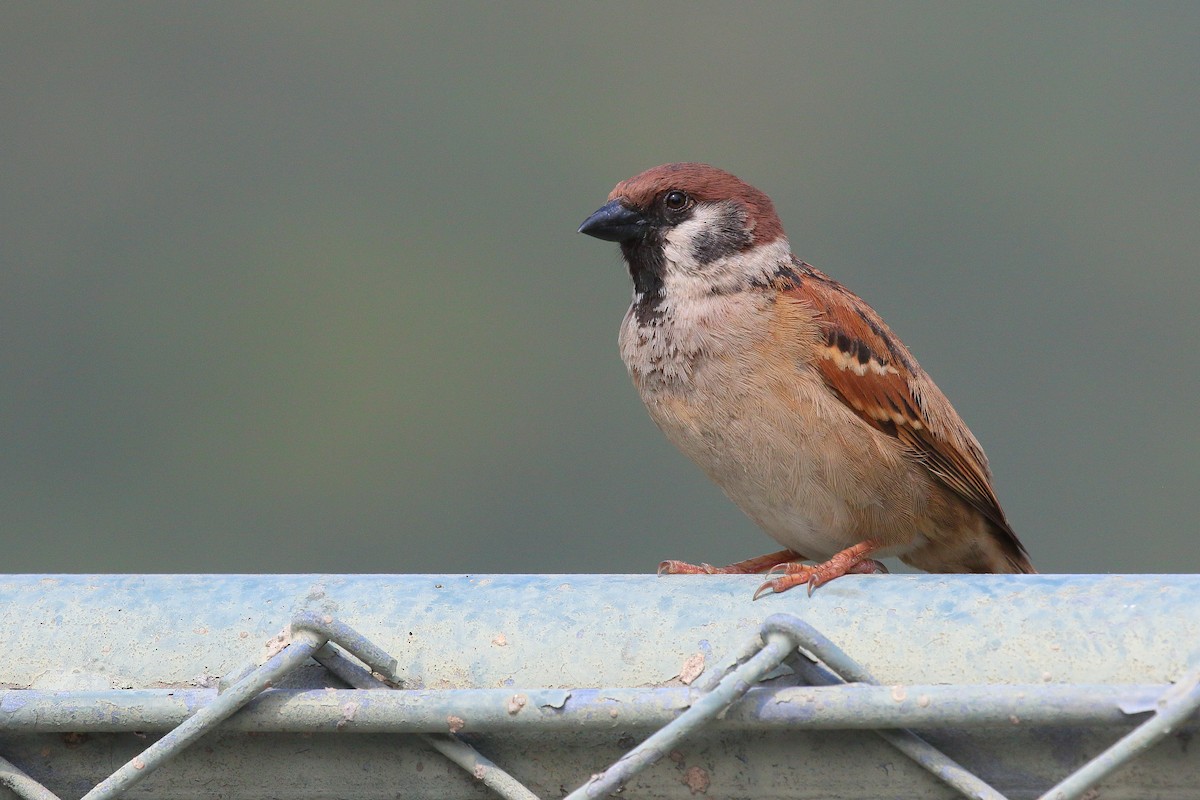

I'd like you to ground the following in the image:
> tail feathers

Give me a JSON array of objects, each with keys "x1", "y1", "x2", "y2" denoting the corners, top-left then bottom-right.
[
  {"x1": 1004, "y1": 551, "x2": 1038, "y2": 574},
  {"x1": 990, "y1": 520, "x2": 1036, "y2": 574},
  {"x1": 900, "y1": 519, "x2": 1036, "y2": 575}
]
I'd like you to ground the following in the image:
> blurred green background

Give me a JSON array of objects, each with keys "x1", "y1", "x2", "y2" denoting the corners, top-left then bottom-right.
[{"x1": 3, "y1": 4, "x2": 1197, "y2": 574}]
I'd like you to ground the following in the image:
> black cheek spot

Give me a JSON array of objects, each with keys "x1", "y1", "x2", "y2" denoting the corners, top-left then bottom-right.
[{"x1": 690, "y1": 213, "x2": 752, "y2": 265}]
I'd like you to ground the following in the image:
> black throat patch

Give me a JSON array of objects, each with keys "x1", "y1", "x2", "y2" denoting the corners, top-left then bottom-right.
[{"x1": 621, "y1": 233, "x2": 667, "y2": 325}]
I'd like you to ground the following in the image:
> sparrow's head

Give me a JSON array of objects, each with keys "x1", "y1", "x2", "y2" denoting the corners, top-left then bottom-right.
[{"x1": 578, "y1": 163, "x2": 788, "y2": 296}]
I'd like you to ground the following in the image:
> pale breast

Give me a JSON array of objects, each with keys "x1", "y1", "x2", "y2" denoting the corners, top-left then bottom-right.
[{"x1": 619, "y1": 290, "x2": 930, "y2": 560}]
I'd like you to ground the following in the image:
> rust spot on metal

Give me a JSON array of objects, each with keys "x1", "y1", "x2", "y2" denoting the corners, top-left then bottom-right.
[{"x1": 682, "y1": 765, "x2": 710, "y2": 794}]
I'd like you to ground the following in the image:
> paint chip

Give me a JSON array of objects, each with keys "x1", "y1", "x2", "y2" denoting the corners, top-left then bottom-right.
[
  {"x1": 337, "y1": 701, "x2": 360, "y2": 730},
  {"x1": 678, "y1": 652, "x2": 705, "y2": 685}
]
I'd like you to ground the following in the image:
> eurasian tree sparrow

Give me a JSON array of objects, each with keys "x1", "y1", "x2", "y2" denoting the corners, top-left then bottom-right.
[{"x1": 579, "y1": 163, "x2": 1034, "y2": 597}]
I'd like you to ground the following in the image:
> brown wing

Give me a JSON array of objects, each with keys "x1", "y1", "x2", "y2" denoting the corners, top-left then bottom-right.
[{"x1": 776, "y1": 261, "x2": 1030, "y2": 565}]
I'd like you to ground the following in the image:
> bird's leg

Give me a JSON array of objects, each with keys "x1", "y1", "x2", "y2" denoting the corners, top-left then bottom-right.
[
  {"x1": 658, "y1": 549, "x2": 806, "y2": 576},
  {"x1": 753, "y1": 540, "x2": 889, "y2": 599}
]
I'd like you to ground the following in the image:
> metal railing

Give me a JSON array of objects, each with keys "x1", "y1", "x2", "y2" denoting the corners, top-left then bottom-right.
[{"x1": 1, "y1": 573, "x2": 1197, "y2": 799}]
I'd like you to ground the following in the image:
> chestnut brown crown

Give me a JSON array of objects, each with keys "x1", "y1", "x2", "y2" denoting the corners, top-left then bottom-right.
[{"x1": 579, "y1": 163, "x2": 785, "y2": 249}]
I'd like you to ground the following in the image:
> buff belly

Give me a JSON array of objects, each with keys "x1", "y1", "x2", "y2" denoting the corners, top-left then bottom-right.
[{"x1": 635, "y1": 353, "x2": 931, "y2": 562}]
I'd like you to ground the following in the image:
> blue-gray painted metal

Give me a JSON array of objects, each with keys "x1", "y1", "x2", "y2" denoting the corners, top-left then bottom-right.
[
  {"x1": 761, "y1": 615, "x2": 1008, "y2": 800},
  {"x1": 74, "y1": 630, "x2": 289, "y2": 800},
  {"x1": 1, "y1": 574, "x2": 1199, "y2": 799},
  {"x1": 313, "y1": 640, "x2": 539, "y2": 800},
  {"x1": 78, "y1": 612, "x2": 399, "y2": 800},
  {"x1": 74, "y1": 609, "x2": 543, "y2": 800},
  {"x1": 2, "y1": 574, "x2": 1196, "y2": 688},
  {"x1": 0, "y1": 684, "x2": 1176, "y2": 732},
  {"x1": 1038, "y1": 668, "x2": 1200, "y2": 800},
  {"x1": 7, "y1": 573, "x2": 1200, "y2": 690},
  {"x1": 0, "y1": 752, "x2": 60, "y2": 800},
  {"x1": 568, "y1": 626, "x2": 797, "y2": 798},
  {"x1": 567, "y1": 616, "x2": 1007, "y2": 800}
]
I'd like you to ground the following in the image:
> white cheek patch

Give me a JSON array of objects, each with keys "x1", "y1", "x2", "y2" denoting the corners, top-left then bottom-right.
[
  {"x1": 661, "y1": 236, "x2": 792, "y2": 300},
  {"x1": 662, "y1": 205, "x2": 727, "y2": 267},
  {"x1": 659, "y1": 200, "x2": 789, "y2": 282},
  {"x1": 662, "y1": 203, "x2": 734, "y2": 268}
]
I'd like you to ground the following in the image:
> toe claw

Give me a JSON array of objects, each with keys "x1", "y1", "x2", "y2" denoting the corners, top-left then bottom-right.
[
  {"x1": 763, "y1": 562, "x2": 789, "y2": 580},
  {"x1": 754, "y1": 568, "x2": 818, "y2": 599},
  {"x1": 752, "y1": 580, "x2": 777, "y2": 601}
]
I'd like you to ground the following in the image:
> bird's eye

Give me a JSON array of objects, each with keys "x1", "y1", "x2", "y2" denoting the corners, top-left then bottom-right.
[{"x1": 663, "y1": 190, "x2": 689, "y2": 211}]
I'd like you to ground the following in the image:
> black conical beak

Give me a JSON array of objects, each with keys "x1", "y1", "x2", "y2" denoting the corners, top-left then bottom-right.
[{"x1": 578, "y1": 199, "x2": 649, "y2": 243}]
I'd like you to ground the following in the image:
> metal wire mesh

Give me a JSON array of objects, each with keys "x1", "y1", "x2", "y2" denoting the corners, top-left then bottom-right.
[{"x1": 1, "y1": 574, "x2": 1197, "y2": 799}]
